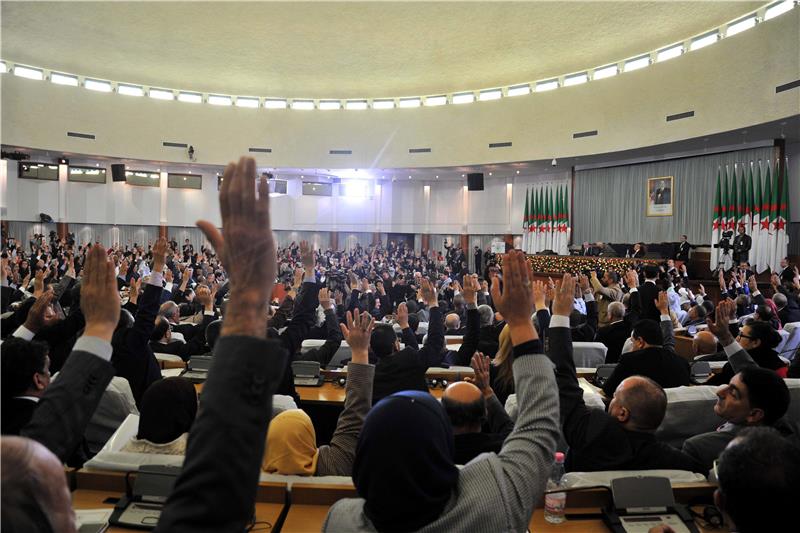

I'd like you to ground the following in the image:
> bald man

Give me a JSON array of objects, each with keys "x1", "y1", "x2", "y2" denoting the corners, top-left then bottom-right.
[
  {"x1": 692, "y1": 331, "x2": 718, "y2": 358},
  {"x1": 1, "y1": 436, "x2": 75, "y2": 532},
  {"x1": 442, "y1": 380, "x2": 513, "y2": 465},
  {"x1": 444, "y1": 313, "x2": 463, "y2": 335}
]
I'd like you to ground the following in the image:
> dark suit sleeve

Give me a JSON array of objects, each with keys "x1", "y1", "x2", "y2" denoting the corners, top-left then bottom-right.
[
  {"x1": 416, "y1": 306, "x2": 444, "y2": 368},
  {"x1": 280, "y1": 281, "x2": 317, "y2": 357},
  {"x1": 625, "y1": 289, "x2": 641, "y2": 327},
  {"x1": 154, "y1": 336, "x2": 287, "y2": 533},
  {"x1": 400, "y1": 326, "x2": 419, "y2": 350},
  {"x1": 453, "y1": 306, "x2": 480, "y2": 366},
  {"x1": 602, "y1": 355, "x2": 631, "y2": 397},
  {"x1": 268, "y1": 294, "x2": 294, "y2": 329},
  {"x1": 21, "y1": 348, "x2": 115, "y2": 463},
  {"x1": 485, "y1": 394, "x2": 514, "y2": 437},
  {"x1": 585, "y1": 300, "x2": 599, "y2": 339},
  {"x1": 300, "y1": 309, "x2": 343, "y2": 366}
]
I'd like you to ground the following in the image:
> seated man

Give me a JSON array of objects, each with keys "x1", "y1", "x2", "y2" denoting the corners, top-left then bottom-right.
[
  {"x1": 372, "y1": 279, "x2": 444, "y2": 403},
  {"x1": 681, "y1": 303, "x2": 707, "y2": 327},
  {"x1": 294, "y1": 287, "x2": 343, "y2": 367},
  {"x1": 444, "y1": 312, "x2": 463, "y2": 336},
  {"x1": 547, "y1": 274, "x2": 702, "y2": 473},
  {"x1": 442, "y1": 353, "x2": 513, "y2": 464},
  {"x1": 597, "y1": 301, "x2": 632, "y2": 364},
  {"x1": 602, "y1": 292, "x2": 690, "y2": 397},
  {"x1": 682, "y1": 299, "x2": 793, "y2": 472},
  {"x1": 1, "y1": 336, "x2": 52, "y2": 436},
  {"x1": 691, "y1": 330, "x2": 719, "y2": 358},
  {"x1": 714, "y1": 427, "x2": 800, "y2": 532},
  {"x1": 149, "y1": 285, "x2": 218, "y2": 361},
  {"x1": 476, "y1": 304, "x2": 500, "y2": 357}
]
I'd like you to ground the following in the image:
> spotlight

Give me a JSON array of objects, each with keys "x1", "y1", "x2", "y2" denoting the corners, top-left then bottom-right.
[{"x1": 551, "y1": 158, "x2": 557, "y2": 166}]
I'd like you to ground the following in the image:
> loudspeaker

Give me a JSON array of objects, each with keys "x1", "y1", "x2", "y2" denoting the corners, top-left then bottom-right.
[
  {"x1": 39, "y1": 213, "x2": 53, "y2": 223},
  {"x1": 467, "y1": 172, "x2": 484, "y2": 191},
  {"x1": 111, "y1": 164, "x2": 126, "y2": 182}
]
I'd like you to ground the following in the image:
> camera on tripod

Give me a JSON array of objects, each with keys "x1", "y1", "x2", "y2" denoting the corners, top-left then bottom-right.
[{"x1": 712, "y1": 230, "x2": 734, "y2": 252}]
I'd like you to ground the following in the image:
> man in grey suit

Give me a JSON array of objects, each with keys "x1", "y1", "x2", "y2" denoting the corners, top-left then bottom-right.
[{"x1": 682, "y1": 299, "x2": 791, "y2": 472}]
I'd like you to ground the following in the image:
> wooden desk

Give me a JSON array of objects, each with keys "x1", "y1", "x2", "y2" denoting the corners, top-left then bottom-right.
[
  {"x1": 675, "y1": 335, "x2": 696, "y2": 361},
  {"x1": 283, "y1": 503, "x2": 331, "y2": 532},
  {"x1": 296, "y1": 382, "x2": 443, "y2": 405},
  {"x1": 72, "y1": 489, "x2": 285, "y2": 532}
]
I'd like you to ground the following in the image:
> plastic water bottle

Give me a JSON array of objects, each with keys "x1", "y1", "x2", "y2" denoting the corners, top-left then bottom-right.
[{"x1": 544, "y1": 452, "x2": 566, "y2": 524}]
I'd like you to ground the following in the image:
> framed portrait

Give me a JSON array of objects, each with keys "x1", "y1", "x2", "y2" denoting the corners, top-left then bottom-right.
[{"x1": 647, "y1": 176, "x2": 673, "y2": 217}]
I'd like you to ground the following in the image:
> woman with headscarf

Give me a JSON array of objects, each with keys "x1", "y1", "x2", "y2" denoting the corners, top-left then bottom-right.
[
  {"x1": 261, "y1": 310, "x2": 375, "y2": 476},
  {"x1": 122, "y1": 377, "x2": 197, "y2": 455},
  {"x1": 323, "y1": 250, "x2": 560, "y2": 532}
]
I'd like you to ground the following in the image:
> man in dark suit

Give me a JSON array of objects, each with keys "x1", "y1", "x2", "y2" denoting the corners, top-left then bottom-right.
[
  {"x1": 601, "y1": 292, "x2": 690, "y2": 397},
  {"x1": 638, "y1": 264, "x2": 662, "y2": 322},
  {"x1": 652, "y1": 180, "x2": 671, "y2": 205},
  {"x1": 732, "y1": 227, "x2": 752, "y2": 264},
  {"x1": 546, "y1": 274, "x2": 702, "y2": 473},
  {"x1": 474, "y1": 246, "x2": 482, "y2": 275},
  {"x1": 596, "y1": 299, "x2": 635, "y2": 364},
  {"x1": 1, "y1": 336, "x2": 51, "y2": 436},
  {"x1": 675, "y1": 235, "x2": 691, "y2": 262}
]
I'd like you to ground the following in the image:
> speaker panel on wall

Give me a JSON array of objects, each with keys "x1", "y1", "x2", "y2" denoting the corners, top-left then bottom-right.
[
  {"x1": 111, "y1": 164, "x2": 126, "y2": 182},
  {"x1": 467, "y1": 172, "x2": 484, "y2": 191}
]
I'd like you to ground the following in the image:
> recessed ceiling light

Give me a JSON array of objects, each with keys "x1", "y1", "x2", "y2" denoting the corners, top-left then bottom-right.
[
  {"x1": 14, "y1": 65, "x2": 43, "y2": 80},
  {"x1": 346, "y1": 100, "x2": 368, "y2": 110},
  {"x1": 209, "y1": 95, "x2": 232, "y2": 106},
  {"x1": 593, "y1": 65, "x2": 618, "y2": 80},
  {"x1": 118, "y1": 84, "x2": 144, "y2": 96},
  {"x1": 178, "y1": 92, "x2": 202, "y2": 103},
  {"x1": 535, "y1": 80, "x2": 559, "y2": 92},
  {"x1": 478, "y1": 89, "x2": 502, "y2": 101},
  {"x1": 765, "y1": 1, "x2": 794, "y2": 21},
  {"x1": 624, "y1": 55, "x2": 650, "y2": 72},
  {"x1": 399, "y1": 98, "x2": 421, "y2": 108},
  {"x1": 516, "y1": 170, "x2": 520, "y2": 174},
  {"x1": 85, "y1": 78, "x2": 112, "y2": 92},
  {"x1": 51, "y1": 72, "x2": 78, "y2": 86},
  {"x1": 656, "y1": 45, "x2": 683, "y2": 62},
  {"x1": 563, "y1": 73, "x2": 588, "y2": 87},
  {"x1": 435, "y1": 175, "x2": 439, "y2": 179},
  {"x1": 506, "y1": 84, "x2": 531, "y2": 97},
  {"x1": 425, "y1": 95, "x2": 447, "y2": 106},
  {"x1": 690, "y1": 31, "x2": 719, "y2": 51},
  {"x1": 452, "y1": 92, "x2": 475, "y2": 104},
  {"x1": 488, "y1": 172, "x2": 493, "y2": 176},
  {"x1": 264, "y1": 99, "x2": 287, "y2": 109},
  {"x1": 372, "y1": 99, "x2": 395, "y2": 109},
  {"x1": 236, "y1": 97, "x2": 259, "y2": 108},
  {"x1": 319, "y1": 100, "x2": 341, "y2": 110},
  {"x1": 726, "y1": 16, "x2": 757, "y2": 37},
  {"x1": 149, "y1": 88, "x2": 175, "y2": 100},
  {"x1": 291, "y1": 100, "x2": 314, "y2": 110}
]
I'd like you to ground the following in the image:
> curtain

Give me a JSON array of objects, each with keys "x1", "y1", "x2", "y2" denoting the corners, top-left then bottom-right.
[{"x1": 573, "y1": 146, "x2": 776, "y2": 245}]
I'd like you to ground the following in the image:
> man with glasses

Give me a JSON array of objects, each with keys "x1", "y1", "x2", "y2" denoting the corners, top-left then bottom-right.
[{"x1": 683, "y1": 300, "x2": 793, "y2": 472}]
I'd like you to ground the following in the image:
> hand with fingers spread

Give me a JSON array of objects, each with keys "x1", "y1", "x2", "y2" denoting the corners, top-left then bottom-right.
[
  {"x1": 419, "y1": 278, "x2": 438, "y2": 307},
  {"x1": 33, "y1": 269, "x2": 45, "y2": 298},
  {"x1": 23, "y1": 290, "x2": 55, "y2": 334},
  {"x1": 490, "y1": 250, "x2": 537, "y2": 344},
  {"x1": 532, "y1": 280, "x2": 547, "y2": 311},
  {"x1": 552, "y1": 273, "x2": 576, "y2": 318},
  {"x1": 467, "y1": 352, "x2": 494, "y2": 398},
  {"x1": 81, "y1": 244, "x2": 121, "y2": 342},
  {"x1": 707, "y1": 299, "x2": 736, "y2": 346},
  {"x1": 319, "y1": 287, "x2": 333, "y2": 311},
  {"x1": 340, "y1": 310, "x2": 375, "y2": 364},
  {"x1": 196, "y1": 157, "x2": 276, "y2": 338},
  {"x1": 462, "y1": 275, "x2": 479, "y2": 305},
  {"x1": 396, "y1": 302, "x2": 409, "y2": 329},
  {"x1": 655, "y1": 291, "x2": 670, "y2": 316}
]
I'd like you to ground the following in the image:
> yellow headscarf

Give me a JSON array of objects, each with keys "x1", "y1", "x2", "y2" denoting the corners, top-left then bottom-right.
[{"x1": 262, "y1": 409, "x2": 319, "y2": 475}]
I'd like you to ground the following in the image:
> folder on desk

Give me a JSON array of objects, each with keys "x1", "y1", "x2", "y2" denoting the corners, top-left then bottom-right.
[
  {"x1": 601, "y1": 476, "x2": 699, "y2": 533},
  {"x1": 180, "y1": 355, "x2": 213, "y2": 383},
  {"x1": 293, "y1": 361, "x2": 324, "y2": 387},
  {"x1": 108, "y1": 465, "x2": 180, "y2": 530}
]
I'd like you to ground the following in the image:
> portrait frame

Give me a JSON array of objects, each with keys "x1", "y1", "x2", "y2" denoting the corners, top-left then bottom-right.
[{"x1": 646, "y1": 176, "x2": 674, "y2": 217}]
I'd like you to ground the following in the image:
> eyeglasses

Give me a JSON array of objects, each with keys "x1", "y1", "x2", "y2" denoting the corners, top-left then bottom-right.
[{"x1": 736, "y1": 332, "x2": 756, "y2": 340}]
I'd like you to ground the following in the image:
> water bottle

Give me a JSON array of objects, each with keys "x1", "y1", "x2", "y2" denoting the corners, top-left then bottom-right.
[{"x1": 544, "y1": 452, "x2": 566, "y2": 524}]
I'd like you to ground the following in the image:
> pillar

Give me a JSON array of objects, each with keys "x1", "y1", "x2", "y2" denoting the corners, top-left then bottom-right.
[
  {"x1": 421, "y1": 234, "x2": 430, "y2": 253},
  {"x1": 372, "y1": 232, "x2": 381, "y2": 246},
  {"x1": 460, "y1": 234, "x2": 469, "y2": 251},
  {"x1": 503, "y1": 234, "x2": 514, "y2": 251},
  {"x1": 159, "y1": 225, "x2": 168, "y2": 240},
  {"x1": 56, "y1": 222, "x2": 68, "y2": 240},
  {"x1": 330, "y1": 231, "x2": 339, "y2": 251}
]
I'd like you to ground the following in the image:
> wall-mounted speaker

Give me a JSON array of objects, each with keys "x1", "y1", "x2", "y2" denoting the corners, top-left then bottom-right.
[
  {"x1": 111, "y1": 164, "x2": 126, "y2": 182},
  {"x1": 467, "y1": 172, "x2": 484, "y2": 191}
]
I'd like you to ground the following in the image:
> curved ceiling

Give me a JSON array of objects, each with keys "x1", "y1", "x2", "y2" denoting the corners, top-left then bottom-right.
[{"x1": 1, "y1": 1, "x2": 762, "y2": 99}]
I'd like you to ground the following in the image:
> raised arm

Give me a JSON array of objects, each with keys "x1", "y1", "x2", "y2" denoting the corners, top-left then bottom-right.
[
  {"x1": 655, "y1": 291, "x2": 675, "y2": 353},
  {"x1": 300, "y1": 288, "x2": 343, "y2": 366},
  {"x1": 707, "y1": 299, "x2": 757, "y2": 373},
  {"x1": 471, "y1": 251, "x2": 558, "y2": 532},
  {"x1": 416, "y1": 279, "x2": 445, "y2": 367},
  {"x1": 157, "y1": 158, "x2": 287, "y2": 533},
  {"x1": 453, "y1": 276, "x2": 480, "y2": 366},
  {"x1": 317, "y1": 310, "x2": 375, "y2": 476},
  {"x1": 396, "y1": 302, "x2": 420, "y2": 350},
  {"x1": 469, "y1": 353, "x2": 514, "y2": 437}
]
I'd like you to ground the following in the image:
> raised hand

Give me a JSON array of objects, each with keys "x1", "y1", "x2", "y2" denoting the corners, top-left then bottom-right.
[
  {"x1": 300, "y1": 240, "x2": 315, "y2": 276},
  {"x1": 128, "y1": 276, "x2": 141, "y2": 304},
  {"x1": 697, "y1": 283, "x2": 706, "y2": 296},
  {"x1": 152, "y1": 237, "x2": 168, "y2": 273},
  {"x1": 318, "y1": 287, "x2": 333, "y2": 310},
  {"x1": 490, "y1": 250, "x2": 537, "y2": 344},
  {"x1": 419, "y1": 278, "x2": 438, "y2": 307},
  {"x1": 532, "y1": 280, "x2": 547, "y2": 311},
  {"x1": 578, "y1": 274, "x2": 590, "y2": 293},
  {"x1": 396, "y1": 302, "x2": 409, "y2": 329},
  {"x1": 462, "y1": 275, "x2": 479, "y2": 305},
  {"x1": 748, "y1": 275, "x2": 758, "y2": 294},
  {"x1": 196, "y1": 285, "x2": 214, "y2": 312},
  {"x1": 339, "y1": 310, "x2": 375, "y2": 364},
  {"x1": 625, "y1": 269, "x2": 638, "y2": 289},
  {"x1": 552, "y1": 273, "x2": 576, "y2": 317},
  {"x1": 23, "y1": 290, "x2": 55, "y2": 334},
  {"x1": 33, "y1": 269, "x2": 45, "y2": 298},
  {"x1": 81, "y1": 244, "x2": 121, "y2": 342},
  {"x1": 466, "y1": 352, "x2": 493, "y2": 398},
  {"x1": 655, "y1": 291, "x2": 670, "y2": 316},
  {"x1": 196, "y1": 157, "x2": 276, "y2": 338},
  {"x1": 706, "y1": 299, "x2": 735, "y2": 346},
  {"x1": 376, "y1": 280, "x2": 386, "y2": 295}
]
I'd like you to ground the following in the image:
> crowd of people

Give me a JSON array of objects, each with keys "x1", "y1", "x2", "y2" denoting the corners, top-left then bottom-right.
[{"x1": 1, "y1": 156, "x2": 799, "y2": 532}]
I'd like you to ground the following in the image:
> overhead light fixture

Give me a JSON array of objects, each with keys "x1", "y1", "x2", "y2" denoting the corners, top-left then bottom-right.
[
  {"x1": 399, "y1": 98, "x2": 421, "y2": 108},
  {"x1": 424, "y1": 95, "x2": 447, "y2": 106},
  {"x1": 345, "y1": 100, "x2": 368, "y2": 110},
  {"x1": 85, "y1": 78, "x2": 112, "y2": 92},
  {"x1": 765, "y1": 1, "x2": 794, "y2": 20},
  {"x1": 516, "y1": 170, "x2": 520, "y2": 174},
  {"x1": 452, "y1": 92, "x2": 475, "y2": 104},
  {"x1": 14, "y1": 65, "x2": 43, "y2": 80},
  {"x1": 0, "y1": 61, "x2": 6, "y2": 73},
  {"x1": 478, "y1": 89, "x2": 502, "y2": 101},
  {"x1": 51, "y1": 72, "x2": 78, "y2": 86},
  {"x1": 291, "y1": 100, "x2": 314, "y2": 110},
  {"x1": 118, "y1": 84, "x2": 144, "y2": 96},
  {"x1": 235, "y1": 97, "x2": 259, "y2": 108},
  {"x1": 726, "y1": 16, "x2": 757, "y2": 37},
  {"x1": 209, "y1": 95, "x2": 232, "y2": 106},
  {"x1": 535, "y1": 80, "x2": 559, "y2": 92},
  {"x1": 624, "y1": 55, "x2": 650, "y2": 72},
  {"x1": 506, "y1": 84, "x2": 531, "y2": 97},
  {"x1": 149, "y1": 88, "x2": 175, "y2": 100},
  {"x1": 690, "y1": 31, "x2": 719, "y2": 51},
  {"x1": 372, "y1": 99, "x2": 395, "y2": 109},
  {"x1": 593, "y1": 65, "x2": 618, "y2": 80},
  {"x1": 264, "y1": 99, "x2": 287, "y2": 109},
  {"x1": 178, "y1": 92, "x2": 202, "y2": 103},
  {"x1": 563, "y1": 73, "x2": 588, "y2": 87},
  {"x1": 319, "y1": 100, "x2": 342, "y2": 110},
  {"x1": 656, "y1": 44, "x2": 683, "y2": 62}
]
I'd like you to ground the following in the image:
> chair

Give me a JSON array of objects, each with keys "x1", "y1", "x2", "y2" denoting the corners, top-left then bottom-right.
[
  {"x1": 689, "y1": 361, "x2": 711, "y2": 384},
  {"x1": 572, "y1": 342, "x2": 608, "y2": 368},
  {"x1": 779, "y1": 322, "x2": 800, "y2": 361}
]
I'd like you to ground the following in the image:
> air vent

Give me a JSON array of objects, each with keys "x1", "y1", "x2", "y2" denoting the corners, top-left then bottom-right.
[
  {"x1": 163, "y1": 141, "x2": 188, "y2": 148},
  {"x1": 573, "y1": 130, "x2": 598, "y2": 139},
  {"x1": 248, "y1": 147, "x2": 273, "y2": 153},
  {"x1": 489, "y1": 142, "x2": 512, "y2": 148},
  {"x1": 409, "y1": 148, "x2": 431, "y2": 153},
  {"x1": 329, "y1": 149, "x2": 352, "y2": 155},
  {"x1": 67, "y1": 131, "x2": 95, "y2": 140},
  {"x1": 776, "y1": 79, "x2": 800, "y2": 93},
  {"x1": 666, "y1": 111, "x2": 695, "y2": 122}
]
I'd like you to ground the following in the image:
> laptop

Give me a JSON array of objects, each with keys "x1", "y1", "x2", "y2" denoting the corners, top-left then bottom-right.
[
  {"x1": 180, "y1": 355, "x2": 212, "y2": 383},
  {"x1": 108, "y1": 465, "x2": 180, "y2": 530},
  {"x1": 602, "y1": 476, "x2": 699, "y2": 533},
  {"x1": 292, "y1": 361, "x2": 324, "y2": 387}
]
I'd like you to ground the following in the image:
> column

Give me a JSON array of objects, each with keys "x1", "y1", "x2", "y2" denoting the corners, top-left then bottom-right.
[
  {"x1": 460, "y1": 234, "x2": 469, "y2": 251},
  {"x1": 330, "y1": 231, "x2": 339, "y2": 251},
  {"x1": 56, "y1": 222, "x2": 69, "y2": 240},
  {"x1": 372, "y1": 232, "x2": 381, "y2": 246},
  {"x1": 159, "y1": 225, "x2": 168, "y2": 239},
  {"x1": 421, "y1": 234, "x2": 430, "y2": 253},
  {"x1": 503, "y1": 234, "x2": 514, "y2": 252}
]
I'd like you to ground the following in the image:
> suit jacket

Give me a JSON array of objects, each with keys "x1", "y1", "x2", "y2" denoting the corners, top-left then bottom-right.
[
  {"x1": 453, "y1": 393, "x2": 514, "y2": 465},
  {"x1": 597, "y1": 320, "x2": 631, "y2": 364},
  {"x1": 733, "y1": 233, "x2": 752, "y2": 262},
  {"x1": 150, "y1": 313, "x2": 217, "y2": 361},
  {"x1": 546, "y1": 320, "x2": 702, "y2": 473},
  {"x1": 154, "y1": 335, "x2": 287, "y2": 533},
  {"x1": 1, "y1": 397, "x2": 38, "y2": 436},
  {"x1": 675, "y1": 241, "x2": 691, "y2": 262},
  {"x1": 638, "y1": 281, "x2": 661, "y2": 322},
  {"x1": 295, "y1": 308, "x2": 343, "y2": 367},
  {"x1": 20, "y1": 344, "x2": 115, "y2": 463}
]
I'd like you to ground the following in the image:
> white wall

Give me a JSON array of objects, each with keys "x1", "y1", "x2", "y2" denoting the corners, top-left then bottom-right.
[{"x1": 1, "y1": 11, "x2": 798, "y2": 169}]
